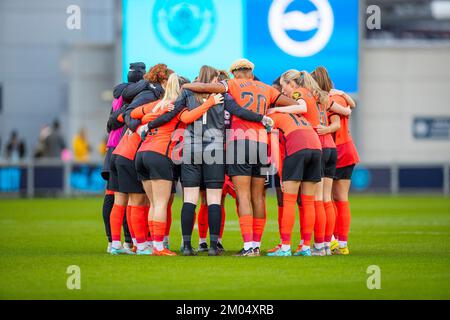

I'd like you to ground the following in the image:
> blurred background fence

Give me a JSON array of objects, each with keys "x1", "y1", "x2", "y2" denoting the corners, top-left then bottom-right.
[{"x1": 0, "y1": 160, "x2": 449, "y2": 197}]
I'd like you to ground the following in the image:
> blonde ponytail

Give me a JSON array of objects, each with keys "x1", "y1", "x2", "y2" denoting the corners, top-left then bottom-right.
[
  {"x1": 300, "y1": 71, "x2": 329, "y2": 107},
  {"x1": 281, "y1": 69, "x2": 329, "y2": 107},
  {"x1": 152, "y1": 73, "x2": 180, "y2": 113}
]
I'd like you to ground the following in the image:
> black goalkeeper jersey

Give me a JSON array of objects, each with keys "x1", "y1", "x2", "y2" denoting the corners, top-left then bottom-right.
[
  {"x1": 180, "y1": 89, "x2": 225, "y2": 149},
  {"x1": 146, "y1": 89, "x2": 264, "y2": 152}
]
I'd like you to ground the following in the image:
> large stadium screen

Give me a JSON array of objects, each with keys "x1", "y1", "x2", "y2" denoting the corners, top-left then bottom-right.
[{"x1": 123, "y1": 0, "x2": 359, "y2": 93}]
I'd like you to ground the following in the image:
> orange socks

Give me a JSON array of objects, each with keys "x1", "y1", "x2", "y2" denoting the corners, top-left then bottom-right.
[
  {"x1": 126, "y1": 205, "x2": 135, "y2": 244},
  {"x1": 298, "y1": 204, "x2": 304, "y2": 241},
  {"x1": 324, "y1": 201, "x2": 336, "y2": 243},
  {"x1": 314, "y1": 201, "x2": 326, "y2": 244},
  {"x1": 130, "y1": 206, "x2": 148, "y2": 248},
  {"x1": 148, "y1": 219, "x2": 154, "y2": 243},
  {"x1": 152, "y1": 220, "x2": 167, "y2": 251},
  {"x1": 110, "y1": 204, "x2": 126, "y2": 242},
  {"x1": 277, "y1": 205, "x2": 284, "y2": 240},
  {"x1": 253, "y1": 217, "x2": 266, "y2": 244},
  {"x1": 238, "y1": 215, "x2": 253, "y2": 244},
  {"x1": 333, "y1": 201, "x2": 339, "y2": 237},
  {"x1": 335, "y1": 200, "x2": 351, "y2": 242},
  {"x1": 198, "y1": 204, "x2": 209, "y2": 240},
  {"x1": 152, "y1": 221, "x2": 166, "y2": 242},
  {"x1": 300, "y1": 195, "x2": 315, "y2": 246},
  {"x1": 280, "y1": 193, "x2": 296, "y2": 245}
]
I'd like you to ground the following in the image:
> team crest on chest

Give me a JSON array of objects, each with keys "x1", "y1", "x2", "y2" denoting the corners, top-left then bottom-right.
[{"x1": 292, "y1": 91, "x2": 302, "y2": 100}]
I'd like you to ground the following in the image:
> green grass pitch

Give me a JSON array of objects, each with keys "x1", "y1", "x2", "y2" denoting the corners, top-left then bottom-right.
[{"x1": 0, "y1": 195, "x2": 449, "y2": 300}]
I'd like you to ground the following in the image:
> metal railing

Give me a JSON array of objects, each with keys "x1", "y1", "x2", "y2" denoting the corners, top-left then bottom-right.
[{"x1": 0, "y1": 160, "x2": 104, "y2": 198}]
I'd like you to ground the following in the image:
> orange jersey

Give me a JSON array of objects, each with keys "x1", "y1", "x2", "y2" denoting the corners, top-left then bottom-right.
[
  {"x1": 329, "y1": 94, "x2": 359, "y2": 167},
  {"x1": 329, "y1": 95, "x2": 352, "y2": 145},
  {"x1": 293, "y1": 88, "x2": 335, "y2": 149},
  {"x1": 112, "y1": 129, "x2": 142, "y2": 161},
  {"x1": 137, "y1": 109, "x2": 185, "y2": 159},
  {"x1": 132, "y1": 100, "x2": 172, "y2": 122},
  {"x1": 269, "y1": 112, "x2": 321, "y2": 157},
  {"x1": 292, "y1": 88, "x2": 326, "y2": 127},
  {"x1": 113, "y1": 101, "x2": 162, "y2": 160},
  {"x1": 225, "y1": 79, "x2": 281, "y2": 142},
  {"x1": 267, "y1": 130, "x2": 285, "y2": 166},
  {"x1": 130, "y1": 101, "x2": 156, "y2": 120},
  {"x1": 319, "y1": 132, "x2": 336, "y2": 150}
]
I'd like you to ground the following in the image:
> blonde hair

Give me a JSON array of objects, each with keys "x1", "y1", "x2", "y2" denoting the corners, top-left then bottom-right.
[
  {"x1": 281, "y1": 69, "x2": 328, "y2": 107},
  {"x1": 229, "y1": 58, "x2": 254, "y2": 73},
  {"x1": 152, "y1": 73, "x2": 180, "y2": 112}
]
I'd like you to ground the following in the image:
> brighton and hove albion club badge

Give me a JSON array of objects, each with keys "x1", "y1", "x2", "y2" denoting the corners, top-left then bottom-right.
[
  {"x1": 153, "y1": 0, "x2": 216, "y2": 54},
  {"x1": 268, "y1": 0, "x2": 334, "y2": 57},
  {"x1": 292, "y1": 91, "x2": 302, "y2": 100}
]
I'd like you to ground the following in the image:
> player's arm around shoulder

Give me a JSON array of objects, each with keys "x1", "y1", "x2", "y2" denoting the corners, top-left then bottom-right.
[
  {"x1": 330, "y1": 89, "x2": 356, "y2": 108},
  {"x1": 179, "y1": 94, "x2": 222, "y2": 124},
  {"x1": 267, "y1": 96, "x2": 307, "y2": 115},
  {"x1": 224, "y1": 93, "x2": 264, "y2": 123},
  {"x1": 182, "y1": 81, "x2": 227, "y2": 94},
  {"x1": 329, "y1": 100, "x2": 352, "y2": 117}
]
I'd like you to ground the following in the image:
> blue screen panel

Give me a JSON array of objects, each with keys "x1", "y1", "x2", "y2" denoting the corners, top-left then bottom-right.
[
  {"x1": 0, "y1": 167, "x2": 27, "y2": 193},
  {"x1": 123, "y1": 0, "x2": 359, "y2": 92},
  {"x1": 245, "y1": 0, "x2": 359, "y2": 92},
  {"x1": 399, "y1": 167, "x2": 443, "y2": 190},
  {"x1": 123, "y1": 0, "x2": 244, "y2": 82},
  {"x1": 34, "y1": 167, "x2": 64, "y2": 190}
]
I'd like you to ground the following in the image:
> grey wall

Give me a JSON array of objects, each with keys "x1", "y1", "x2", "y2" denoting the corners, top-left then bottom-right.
[
  {"x1": 358, "y1": 46, "x2": 450, "y2": 164},
  {"x1": 0, "y1": 0, "x2": 115, "y2": 158},
  {"x1": 1, "y1": 0, "x2": 449, "y2": 165},
  {"x1": 67, "y1": 43, "x2": 114, "y2": 157}
]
